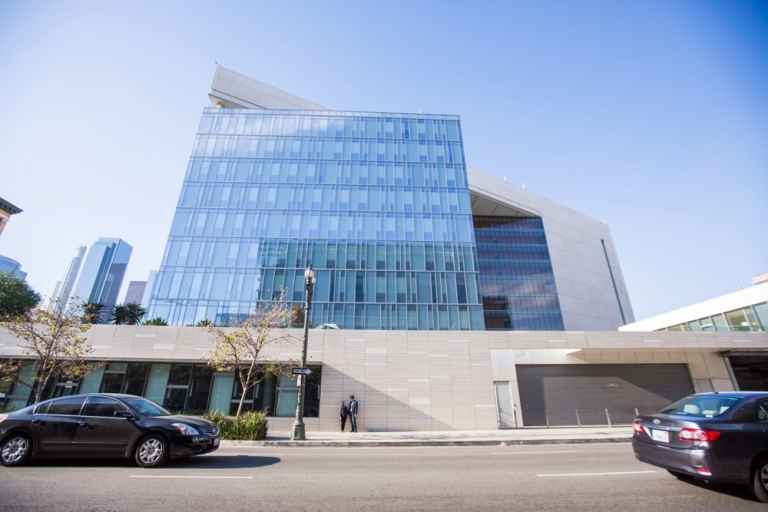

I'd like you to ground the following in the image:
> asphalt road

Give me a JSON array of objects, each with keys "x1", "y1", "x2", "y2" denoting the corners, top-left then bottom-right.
[{"x1": 0, "y1": 443, "x2": 764, "y2": 511}]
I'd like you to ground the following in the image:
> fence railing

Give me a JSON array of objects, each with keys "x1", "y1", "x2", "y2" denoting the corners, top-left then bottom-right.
[{"x1": 531, "y1": 407, "x2": 656, "y2": 428}]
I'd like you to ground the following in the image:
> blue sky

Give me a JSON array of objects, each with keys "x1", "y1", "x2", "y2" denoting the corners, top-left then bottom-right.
[{"x1": 0, "y1": 0, "x2": 765, "y2": 321}]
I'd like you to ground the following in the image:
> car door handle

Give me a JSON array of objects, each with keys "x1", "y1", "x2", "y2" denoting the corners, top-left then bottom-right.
[
  {"x1": 78, "y1": 422, "x2": 93, "y2": 429},
  {"x1": 31, "y1": 419, "x2": 42, "y2": 425}
]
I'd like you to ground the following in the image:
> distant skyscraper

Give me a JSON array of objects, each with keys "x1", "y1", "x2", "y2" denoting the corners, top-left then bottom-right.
[
  {"x1": 50, "y1": 246, "x2": 87, "y2": 311},
  {"x1": 141, "y1": 271, "x2": 158, "y2": 308},
  {"x1": 51, "y1": 281, "x2": 63, "y2": 304},
  {"x1": 124, "y1": 281, "x2": 147, "y2": 304},
  {"x1": 0, "y1": 255, "x2": 26, "y2": 280},
  {"x1": 70, "y1": 238, "x2": 132, "y2": 321}
]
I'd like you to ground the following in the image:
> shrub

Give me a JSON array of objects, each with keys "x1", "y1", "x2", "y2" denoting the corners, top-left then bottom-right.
[{"x1": 201, "y1": 411, "x2": 269, "y2": 441}]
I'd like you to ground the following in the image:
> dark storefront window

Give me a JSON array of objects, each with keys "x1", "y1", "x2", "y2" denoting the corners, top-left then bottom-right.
[
  {"x1": 100, "y1": 362, "x2": 128, "y2": 393},
  {"x1": 0, "y1": 358, "x2": 321, "y2": 417},
  {"x1": 122, "y1": 363, "x2": 150, "y2": 395}
]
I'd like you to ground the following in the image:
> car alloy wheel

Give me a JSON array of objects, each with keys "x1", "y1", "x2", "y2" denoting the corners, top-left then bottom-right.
[
  {"x1": 761, "y1": 465, "x2": 768, "y2": 493},
  {"x1": 135, "y1": 435, "x2": 168, "y2": 468},
  {"x1": 1, "y1": 435, "x2": 30, "y2": 467},
  {"x1": 752, "y1": 458, "x2": 768, "y2": 503}
]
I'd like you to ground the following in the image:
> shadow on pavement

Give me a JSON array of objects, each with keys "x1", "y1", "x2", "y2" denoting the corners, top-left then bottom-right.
[
  {"x1": 678, "y1": 476, "x2": 758, "y2": 503},
  {"x1": 166, "y1": 455, "x2": 281, "y2": 470},
  {"x1": 29, "y1": 454, "x2": 281, "y2": 470}
]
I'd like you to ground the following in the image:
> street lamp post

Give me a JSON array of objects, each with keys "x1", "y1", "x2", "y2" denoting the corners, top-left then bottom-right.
[{"x1": 291, "y1": 264, "x2": 316, "y2": 441}]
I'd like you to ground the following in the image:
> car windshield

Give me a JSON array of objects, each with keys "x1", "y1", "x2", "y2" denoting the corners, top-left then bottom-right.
[
  {"x1": 660, "y1": 395, "x2": 742, "y2": 418},
  {"x1": 120, "y1": 397, "x2": 171, "y2": 417}
]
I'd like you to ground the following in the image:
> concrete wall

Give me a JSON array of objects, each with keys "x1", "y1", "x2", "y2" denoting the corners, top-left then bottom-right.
[
  {"x1": 3, "y1": 327, "x2": 766, "y2": 431},
  {"x1": 208, "y1": 65, "x2": 327, "y2": 111}
]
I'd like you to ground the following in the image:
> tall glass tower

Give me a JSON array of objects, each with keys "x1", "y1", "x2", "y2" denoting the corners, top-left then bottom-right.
[
  {"x1": 71, "y1": 238, "x2": 133, "y2": 320},
  {"x1": 50, "y1": 246, "x2": 87, "y2": 312},
  {"x1": 148, "y1": 109, "x2": 485, "y2": 329}
]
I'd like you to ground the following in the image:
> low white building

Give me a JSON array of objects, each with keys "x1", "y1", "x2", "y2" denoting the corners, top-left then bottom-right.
[{"x1": 620, "y1": 274, "x2": 768, "y2": 333}]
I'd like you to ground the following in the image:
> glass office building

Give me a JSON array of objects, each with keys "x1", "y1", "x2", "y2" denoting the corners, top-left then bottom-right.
[
  {"x1": 149, "y1": 109, "x2": 488, "y2": 329},
  {"x1": 0, "y1": 255, "x2": 26, "y2": 280},
  {"x1": 70, "y1": 238, "x2": 133, "y2": 321}
]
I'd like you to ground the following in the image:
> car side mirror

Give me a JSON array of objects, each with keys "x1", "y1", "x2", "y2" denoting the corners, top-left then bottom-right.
[{"x1": 114, "y1": 411, "x2": 135, "y2": 419}]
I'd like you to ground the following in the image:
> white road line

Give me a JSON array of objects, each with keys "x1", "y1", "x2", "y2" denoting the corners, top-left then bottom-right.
[
  {"x1": 492, "y1": 450, "x2": 578, "y2": 455},
  {"x1": 129, "y1": 475, "x2": 253, "y2": 479},
  {"x1": 536, "y1": 470, "x2": 657, "y2": 477}
]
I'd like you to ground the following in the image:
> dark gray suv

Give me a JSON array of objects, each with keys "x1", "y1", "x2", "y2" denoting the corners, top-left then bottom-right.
[{"x1": 633, "y1": 392, "x2": 768, "y2": 501}]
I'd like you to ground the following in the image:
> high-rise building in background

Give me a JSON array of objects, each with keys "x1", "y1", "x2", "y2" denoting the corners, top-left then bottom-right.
[
  {"x1": 70, "y1": 238, "x2": 132, "y2": 321},
  {"x1": 0, "y1": 255, "x2": 26, "y2": 280},
  {"x1": 140, "y1": 271, "x2": 158, "y2": 308},
  {"x1": 124, "y1": 281, "x2": 147, "y2": 304},
  {"x1": 49, "y1": 246, "x2": 87, "y2": 311},
  {"x1": 148, "y1": 66, "x2": 632, "y2": 330},
  {"x1": 0, "y1": 197, "x2": 22, "y2": 238}
]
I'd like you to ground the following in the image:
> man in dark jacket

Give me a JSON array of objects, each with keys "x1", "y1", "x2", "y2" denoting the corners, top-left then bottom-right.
[{"x1": 348, "y1": 395, "x2": 359, "y2": 432}]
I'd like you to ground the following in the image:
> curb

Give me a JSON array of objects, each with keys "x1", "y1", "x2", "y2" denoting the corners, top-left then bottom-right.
[{"x1": 224, "y1": 437, "x2": 632, "y2": 448}]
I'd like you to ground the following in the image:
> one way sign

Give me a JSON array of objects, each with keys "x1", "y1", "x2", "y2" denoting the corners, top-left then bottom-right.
[{"x1": 292, "y1": 367, "x2": 312, "y2": 376}]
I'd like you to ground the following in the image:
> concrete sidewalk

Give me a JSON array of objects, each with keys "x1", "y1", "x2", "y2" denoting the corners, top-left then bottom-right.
[{"x1": 225, "y1": 426, "x2": 634, "y2": 447}]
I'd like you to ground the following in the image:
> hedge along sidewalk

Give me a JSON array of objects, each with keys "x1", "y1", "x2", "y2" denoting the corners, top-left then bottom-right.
[
  {"x1": 202, "y1": 411, "x2": 269, "y2": 441},
  {"x1": 219, "y1": 427, "x2": 633, "y2": 448}
]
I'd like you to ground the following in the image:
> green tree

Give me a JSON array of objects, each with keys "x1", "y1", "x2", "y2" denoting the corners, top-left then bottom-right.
[
  {"x1": 0, "y1": 271, "x2": 40, "y2": 321},
  {"x1": 142, "y1": 317, "x2": 168, "y2": 326},
  {"x1": 110, "y1": 304, "x2": 129, "y2": 325},
  {"x1": 204, "y1": 294, "x2": 294, "y2": 417},
  {"x1": 195, "y1": 318, "x2": 212, "y2": 327},
  {"x1": 82, "y1": 302, "x2": 106, "y2": 324},
  {"x1": 125, "y1": 303, "x2": 147, "y2": 325},
  {"x1": 1, "y1": 301, "x2": 98, "y2": 403}
]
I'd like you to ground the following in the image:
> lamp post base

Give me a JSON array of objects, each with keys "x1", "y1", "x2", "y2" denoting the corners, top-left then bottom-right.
[{"x1": 291, "y1": 421, "x2": 306, "y2": 441}]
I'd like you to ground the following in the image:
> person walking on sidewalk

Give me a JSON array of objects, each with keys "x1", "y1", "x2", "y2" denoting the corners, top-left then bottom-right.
[
  {"x1": 339, "y1": 401, "x2": 349, "y2": 432},
  {"x1": 348, "y1": 395, "x2": 359, "y2": 432}
]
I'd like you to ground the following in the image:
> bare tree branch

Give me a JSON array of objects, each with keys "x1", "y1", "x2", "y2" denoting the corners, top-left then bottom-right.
[
  {"x1": 203, "y1": 292, "x2": 295, "y2": 417},
  {"x1": 1, "y1": 298, "x2": 100, "y2": 403}
]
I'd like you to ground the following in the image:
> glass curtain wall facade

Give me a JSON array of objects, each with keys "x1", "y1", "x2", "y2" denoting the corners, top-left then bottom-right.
[
  {"x1": 148, "y1": 109, "x2": 484, "y2": 329},
  {"x1": 474, "y1": 217, "x2": 564, "y2": 330}
]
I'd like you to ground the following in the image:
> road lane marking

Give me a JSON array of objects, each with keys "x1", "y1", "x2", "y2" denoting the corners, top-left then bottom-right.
[
  {"x1": 536, "y1": 471, "x2": 657, "y2": 477},
  {"x1": 129, "y1": 475, "x2": 253, "y2": 479},
  {"x1": 492, "y1": 450, "x2": 577, "y2": 455}
]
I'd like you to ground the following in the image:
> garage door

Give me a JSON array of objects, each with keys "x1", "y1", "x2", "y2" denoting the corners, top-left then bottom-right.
[{"x1": 516, "y1": 364, "x2": 695, "y2": 426}]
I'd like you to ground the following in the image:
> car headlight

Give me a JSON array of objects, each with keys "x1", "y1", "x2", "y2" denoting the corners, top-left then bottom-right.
[
  {"x1": 0, "y1": 413, "x2": 7, "y2": 423},
  {"x1": 172, "y1": 423, "x2": 201, "y2": 436}
]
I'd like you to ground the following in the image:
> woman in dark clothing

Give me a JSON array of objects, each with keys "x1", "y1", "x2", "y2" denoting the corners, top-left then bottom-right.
[{"x1": 340, "y1": 401, "x2": 349, "y2": 432}]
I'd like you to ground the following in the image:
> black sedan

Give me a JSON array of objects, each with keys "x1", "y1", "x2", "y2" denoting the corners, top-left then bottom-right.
[
  {"x1": 0, "y1": 393, "x2": 220, "y2": 468},
  {"x1": 633, "y1": 391, "x2": 768, "y2": 501}
]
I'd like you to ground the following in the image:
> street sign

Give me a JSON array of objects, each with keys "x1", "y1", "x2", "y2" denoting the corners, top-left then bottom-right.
[{"x1": 292, "y1": 367, "x2": 313, "y2": 376}]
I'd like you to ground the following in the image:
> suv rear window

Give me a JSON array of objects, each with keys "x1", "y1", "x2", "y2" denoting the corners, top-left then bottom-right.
[{"x1": 660, "y1": 395, "x2": 741, "y2": 418}]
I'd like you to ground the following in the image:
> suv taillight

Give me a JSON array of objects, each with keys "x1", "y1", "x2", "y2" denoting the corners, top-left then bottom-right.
[
  {"x1": 633, "y1": 420, "x2": 644, "y2": 434},
  {"x1": 678, "y1": 428, "x2": 720, "y2": 442},
  {"x1": 0, "y1": 413, "x2": 7, "y2": 423}
]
